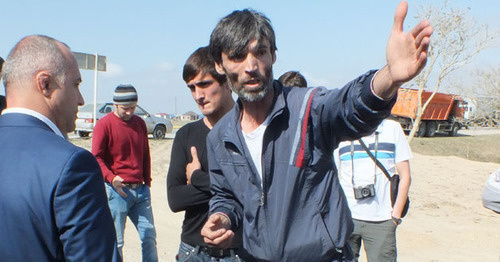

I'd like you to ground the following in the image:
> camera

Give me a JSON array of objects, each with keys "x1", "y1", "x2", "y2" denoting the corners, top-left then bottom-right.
[{"x1": 353, "y1": 184, "x2": 376, "y2": 200}]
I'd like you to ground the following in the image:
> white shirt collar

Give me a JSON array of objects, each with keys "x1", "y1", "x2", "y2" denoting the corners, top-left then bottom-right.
[{"x1": 2, "y1": 108, "x2": 65, "y2": 138}]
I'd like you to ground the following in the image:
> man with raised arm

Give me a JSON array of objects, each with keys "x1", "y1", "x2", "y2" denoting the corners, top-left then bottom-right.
[{"x1": 201, "y1": 2, "x2": 432, "y2": 261}]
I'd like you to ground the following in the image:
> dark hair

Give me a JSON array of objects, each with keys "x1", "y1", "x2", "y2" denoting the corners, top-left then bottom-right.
[
  {"x1": 209, "y1": 9, "x2": 277, "y2": 64},
  {"x1": 0, "y1": 56, "x2": 4, "y2": 73},
  {"x1": 1, "y1": 57, "x2": 5, "y2": 112},
  {"x1": 183, "y1": 46, "x2": 226, "y2": 85},
  {"x1": 0, "y1": 95, "x2": 5, "y2": 113},
  {"x1": 278, "y1": 71, "x2": 307, "y2": 88}
]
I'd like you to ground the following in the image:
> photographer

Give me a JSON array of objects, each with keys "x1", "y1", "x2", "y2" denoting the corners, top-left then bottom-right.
[{"x1": 334, "y1": 119, "x2": 412, "y2": 262}]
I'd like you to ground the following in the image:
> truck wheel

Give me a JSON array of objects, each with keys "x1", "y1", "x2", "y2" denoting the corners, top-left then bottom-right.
[
  {"x1": 78, "y1": 131, "x2": 90, "y2": 138},
  {"x1": 448, "y1": 123, "x2": 460, "y2": 136},
  {"x1": 153, "y1": 125, "x2": 166, "y2": 139},
  {"x1": 425, "y1": 121, "x2": 437, "y2": 137},
  {"x1": 416, "y1": 122, "x2": 426, "y2": 137}
]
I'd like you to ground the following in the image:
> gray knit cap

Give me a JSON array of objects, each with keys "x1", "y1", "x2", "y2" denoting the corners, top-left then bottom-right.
[{"x1": 113, "y1": 84, "x2": 138, "y2": 105}]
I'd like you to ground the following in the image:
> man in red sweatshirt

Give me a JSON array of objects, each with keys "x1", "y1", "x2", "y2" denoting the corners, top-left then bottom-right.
[{"x1": 92, "y1": 84, "x2": 158, "y2": 262}]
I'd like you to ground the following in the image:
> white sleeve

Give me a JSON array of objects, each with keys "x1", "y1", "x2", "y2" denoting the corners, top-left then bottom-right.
[
  {"x1": 393, "y1": 121, "x2": 412, "y2": 163},
  {"x1": 334, "y1": 147, "x2": 340, "y2": 168}
]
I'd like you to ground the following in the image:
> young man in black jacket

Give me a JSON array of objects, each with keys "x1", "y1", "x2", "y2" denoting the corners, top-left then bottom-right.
[{"x1": 167, "y1": 46, "x2": 243, "y2": 261}]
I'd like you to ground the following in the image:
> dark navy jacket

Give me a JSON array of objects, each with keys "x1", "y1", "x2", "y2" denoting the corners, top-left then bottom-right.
[
  {"x1": 0, "y1": 113, "x2": 121, "y2": 262},
  {"x1": 207, "y1": 71, "x2": 396, "y2": 261}
]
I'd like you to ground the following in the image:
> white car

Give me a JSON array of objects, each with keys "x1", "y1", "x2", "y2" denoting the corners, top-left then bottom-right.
[{"x1": 75, "y1": 103, "x2": 173, "y2": 139}]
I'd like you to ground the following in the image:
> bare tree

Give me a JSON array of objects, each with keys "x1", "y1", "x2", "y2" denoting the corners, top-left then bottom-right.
[
  {"x1": 406, "y1": 1, "x2": 495, "y2": 142},
  {"x1": 466, "y1": 67, "x2": 500, "y2": 127}
]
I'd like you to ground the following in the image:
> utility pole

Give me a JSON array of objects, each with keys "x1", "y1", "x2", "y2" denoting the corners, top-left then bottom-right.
[{"x1": 73, "y1": 52, "x2": 106, "y2": 128}]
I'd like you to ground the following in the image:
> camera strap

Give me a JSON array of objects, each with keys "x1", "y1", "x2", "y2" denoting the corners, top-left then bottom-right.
[
  {"x1": 350, "y1": 134, "x2": 378, "y2": 186},
  {"x1": 357, "y1": 136, "x2": 391, "y2": 181},
  {"x1": 350, "y1": 143, "x2": 356, "y2": 186}
]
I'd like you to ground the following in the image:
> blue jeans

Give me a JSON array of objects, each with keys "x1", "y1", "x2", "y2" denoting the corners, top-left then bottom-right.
[
  {"x1": 176, "y1": 242, "x2": 243, "y2": 262},
  {"x1": 105, "y1": 183, "x2": 158, "y2": 262}
]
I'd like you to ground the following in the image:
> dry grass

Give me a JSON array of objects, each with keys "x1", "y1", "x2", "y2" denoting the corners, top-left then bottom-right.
[{"x1": 410, "y1": 134, "x2": 500, "y2": 164}]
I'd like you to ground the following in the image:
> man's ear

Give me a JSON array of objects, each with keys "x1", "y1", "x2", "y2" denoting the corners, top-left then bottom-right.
[
  {"x1": 215, "y1": 62, "x2": 225, "y2": 75},
  {"x1": 36, "y1": 71, "x2": 52, "y2": 97},
  {"x1": 272, "y1": 51, "x2": 277, "y2": 64}
]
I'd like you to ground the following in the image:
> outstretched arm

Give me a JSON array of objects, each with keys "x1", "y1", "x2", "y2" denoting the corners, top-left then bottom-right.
[{"x1": 372, "y1": 1, "x2": 433, "y2": 99}]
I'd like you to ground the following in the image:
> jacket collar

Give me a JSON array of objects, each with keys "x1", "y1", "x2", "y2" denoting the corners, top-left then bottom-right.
[
  {"x1": 2, "y1": 108, "x2": 64, "y2": 138},
  {"x1": 222, "y1": 80, "x2": 286, "y2": 144},
  {"x1": 0, "y1": 112, "x2": 55, "y2": 134}
]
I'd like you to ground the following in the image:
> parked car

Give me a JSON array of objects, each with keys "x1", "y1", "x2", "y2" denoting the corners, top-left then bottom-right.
[{"x1": 75, "y1": 103, "x2": 173, "y2": 139}]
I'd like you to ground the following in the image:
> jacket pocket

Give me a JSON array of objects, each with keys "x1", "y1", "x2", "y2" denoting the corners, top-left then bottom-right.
[{"x1": 317, "y1": 212, "x2": 336, "y2": 251}]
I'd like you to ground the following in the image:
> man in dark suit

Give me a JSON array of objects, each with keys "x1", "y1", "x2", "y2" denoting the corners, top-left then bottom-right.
[{"x1": 0, "y1": 35, "x2": 121, "y2": 261}]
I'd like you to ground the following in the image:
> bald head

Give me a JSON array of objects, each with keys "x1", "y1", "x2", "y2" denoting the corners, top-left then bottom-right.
[
  {"x1": 2, "y1": 35, "x2": 70, "y2": 89},
  {"x1": 2, "y1": 35, "x2": 84, "y2": 134}
]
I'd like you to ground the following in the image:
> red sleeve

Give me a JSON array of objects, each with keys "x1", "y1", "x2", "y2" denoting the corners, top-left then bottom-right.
[
  {"x1": 141, "y1": 120, "x2": 152, "y2": 187},
  {"x1": 91, "y1": 117, "x2": 115, "y2": 184}
]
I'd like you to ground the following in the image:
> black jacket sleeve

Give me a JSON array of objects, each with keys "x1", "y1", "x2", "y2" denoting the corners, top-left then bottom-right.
[
  {"x1": 190, "y1": 169, "x2": 210, "y2": 192},
  {"x1": 167, "y1": 127, "x2": 211, "y2": 212}
]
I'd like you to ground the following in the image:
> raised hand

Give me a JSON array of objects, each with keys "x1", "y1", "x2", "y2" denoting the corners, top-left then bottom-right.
[
  {"x1": 387, "y1": 1, "x2": 433, "y2": 85},
  {"x1": 373, "y1": 1, "x2": 434, "y2": 99},
  {"x1": 201, "y1": 213, "x2": 234, "y2": 249},
  {"x1": 186, "y1": 146, "x2": 201, "y2": 184}
]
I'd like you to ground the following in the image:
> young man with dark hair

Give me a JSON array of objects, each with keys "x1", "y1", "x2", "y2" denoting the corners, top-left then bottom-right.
[
  {"x1": 167, "y1": 46, "x2": 243, "y2": 261},
  {"x1": 201, "y1": 2, "x2": 433, "y2": 261},
  {"x1": 278, "y1": 70, "x2": 307, "y2": 88}
]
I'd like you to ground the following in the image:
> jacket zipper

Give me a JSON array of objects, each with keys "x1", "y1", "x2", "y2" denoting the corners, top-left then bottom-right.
[{"x1": 260, "y1": 160, "x2": 266, "y2": 206}]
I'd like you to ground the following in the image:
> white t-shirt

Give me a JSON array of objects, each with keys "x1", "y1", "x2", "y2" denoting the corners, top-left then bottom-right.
[
  {"x1": 242, "y1": 117, "x2": 270, "y2": 186},
  {"x1": 334, "y1": 119, "x2": 412, "y2": 221}
]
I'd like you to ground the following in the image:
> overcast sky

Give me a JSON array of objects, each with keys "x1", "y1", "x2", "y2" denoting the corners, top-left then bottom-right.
[{"x1": 2, "y1": 0, "x2": 498, "y2": 115}]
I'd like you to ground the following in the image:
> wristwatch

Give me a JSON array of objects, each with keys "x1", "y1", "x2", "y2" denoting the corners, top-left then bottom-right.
[{"x1": 392, "y1": 216, "x2": 402, "y2": 225}]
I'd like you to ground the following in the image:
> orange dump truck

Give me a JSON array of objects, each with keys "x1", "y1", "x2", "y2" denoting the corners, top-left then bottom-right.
[{"x1": 390, "y1": 88, "x2": 467, "y2": 137}]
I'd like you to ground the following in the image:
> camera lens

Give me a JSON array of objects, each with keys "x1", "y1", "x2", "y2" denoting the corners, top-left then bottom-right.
[{"x1": 361, "y1": 188, "x2": 371, "y2": 197}]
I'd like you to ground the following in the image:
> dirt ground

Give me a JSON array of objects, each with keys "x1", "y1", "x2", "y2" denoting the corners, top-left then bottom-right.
[{"x1": 70, "y1": 128, "x2": 500, "y2": 262}]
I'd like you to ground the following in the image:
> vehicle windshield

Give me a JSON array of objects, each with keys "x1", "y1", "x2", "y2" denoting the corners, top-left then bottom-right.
[{"x1": 135, "y1": 106, "x2": 147, "y2": 116}]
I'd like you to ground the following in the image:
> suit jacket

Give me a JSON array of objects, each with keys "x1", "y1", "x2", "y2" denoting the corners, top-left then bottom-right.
[{"x1": 0, "y1": 113, "x2": 121, "y2": 262}]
